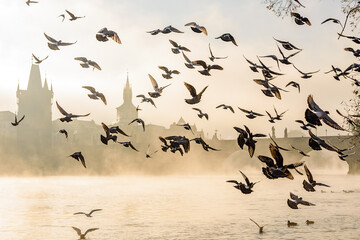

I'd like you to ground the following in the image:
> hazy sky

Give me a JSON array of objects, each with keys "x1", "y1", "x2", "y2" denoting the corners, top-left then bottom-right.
[{"x1": 0, "y1": 0, "x2": 356, "y2": 139}]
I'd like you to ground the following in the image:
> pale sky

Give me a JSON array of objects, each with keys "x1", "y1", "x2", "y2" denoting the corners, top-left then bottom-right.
[{"x1": 0, "y1": 0, "x2": 356, "y2": 139}]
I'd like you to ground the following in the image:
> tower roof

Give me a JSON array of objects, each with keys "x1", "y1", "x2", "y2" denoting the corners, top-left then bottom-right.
[{"x1": 27, "y1": 64, "x2": 42, "y2": 90}]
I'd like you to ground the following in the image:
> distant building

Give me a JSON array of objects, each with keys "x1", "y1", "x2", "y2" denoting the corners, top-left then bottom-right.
[
  {"x1": 116, "y1": 73, "x2": 138, "y2": 126},
  {"x1": 16, "y1": 64, "x2": 53, "y2": 151}
]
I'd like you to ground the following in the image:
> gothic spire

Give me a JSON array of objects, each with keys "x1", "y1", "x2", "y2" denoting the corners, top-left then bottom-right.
[{"x1": 27, "y1": 64, "x2": 42, "y2": 91}]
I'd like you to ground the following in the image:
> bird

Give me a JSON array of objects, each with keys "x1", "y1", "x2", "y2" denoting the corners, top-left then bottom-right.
[
  {"x1": 184, "y1": 82, "x2": 208, "y2": 105},
  {"x1": 145, "y1": 145, "x2": 158, "y2": 158},
  {"x1": 74, "y1": 209, "x2": 102, "y2": 217},
  {"x1": 26, "y1": 0, "x2": 38, "y2": 6},
  {"x1": 337, "y1": 33, "x2": 360, "y2": 44},
  {"x1": 265, "y1": 111, "x2": 276, "y2": 123},
  {"x1": 192, "y1": 108, "x2": 209, "y2": 120},
  {"x1": 208, "y1": 43, "x2": 228, "y2": 62},
  {"x1": 321, "y1": 18, "x2": 343, "y2": 27},
  {"x1": 58, "y1": 14, "x2": 65, "y2": 22},
  {"x1": 32, "y1": 54, "x2": 48, "y2": 64},
  {"x1": 182, "y1": 52, "x2": 197, "y2": 69},
  {"x1": 11, "y1": 114, "x2": 25, "y2": 126},
  {"x1": 269, "y1": 135, "x2": 290, "y2": 151},
  {"x1": 129, "y1": 118, "x2": 145, "y2": 132},
  {"x1": 215, "y1": 33, "x2": 237, "y2": 46},
  {"x1": 56, "y1": 101, "x2": 90, "y2": 122},
  {"x1": 273, "y1": 106, "x2": 288, "y2": 121},
  {"x1": 290, "y1": 144, "x2": 309, "y2": 157},
  {"x1": 136, "y1": 94, "x2": 156, "y2": 108},
  {"x1": 169, "y1": 40, "x2": 190, "y2": 54},
  {"x1": 147, "y1": 25, "x2": 183, "y2": 35},
  {"x1": 102, "y1": 122, "x2": 129, "y2": 137},
  {"x1": 216, "y1": 104, "x2": 234, "y2": 113},
  {"x1": 293, "y1": 65, "x2": 319, "y2": 79},
  {"x1": 68, "y1": 152, "x2": 86, "y2": 168},
  {"x1": 258, "y1": 143, "x2": 304, "y2": 180},
  {"x1": 74, "y1": 57, "x2": 101, "y2": 71},
  {"x1": 72, "y1": 227, "x2": 99, "y2": 240},
  {"x1": 159, "y1": 136, "x2": 171, "y2": 152},
  {"x1": 59, "y1": 129, "x2": 68, "y2": 139},
  {"x1": 226, "y1": 170, "x2": 258, "y2": 194},
  {"x1": 100, "y1": 123, "x2": 118, "y2": 145},
  {"x1": 82, "y1": 86, "x2": 107, "y2": 105},
  {"x1": 287, "y1": 220, "x2": 298, "y2": 227},
  {"x1": 273, "y1": 37, "x2": 302, "y2": 51},
  {"x1": 295, "y1": 120, "x2": 316, "y2": 130},
  {"x1": 344, "y1": 47, "x2": 360, "y2": 57},
  {"x1": 177, "y1": 123, "x2": 194, "y2": 134},
  {"x1": 158, "y1": 66, "x2": 180, "y2": 79},
  {"x1": 136, "y1": 105, "x2": 142, "y2": 112},
  {"x1": 234, "y1": 125, "x2": 266, "y2": 158},
  {"x1": 118, "y1": 141, "x2": 139, "y2": 152},
  {"x1": 184, "y1": 22, "x2": 207, "y2": 35},
  {"x1": 285, "y1": 81, "x2": 300, "y2": 92},
  {"x1": 291, "y1": 12, "x2": 311, "y2": 26},
  {"x1": 65, "y1": 9, "x2": 85, "y2": 21},
  {"x1": 287, "y1": 192, "x2": 315, "y2": 209},
  {"x1": 306, "y1": 220, "x2": 315, "y2": 225},
  {"x1": 303, "y1": 164, "x2": 330, "y2": 192},
  {"x1": 249, "y1": 218, "x2": 265, "y2": 234},
  {"x1": 148, "y1": 74, "x2": 171, "y2": 98},
  {"x1": 44, "y1": 33, "x2": 76, "y2": 50},
  {"x1": 190, "y1": 137, "x2": 219, "y2": 151},
  {"x1": 238, "y1": 107, "x2": 264, "y2": 119},
  {"x1": 96, "y1": 27, "x2": 121, "y2": 44},
  {"x1": 192, "y1": 60, "x2": 223, "y2": 76},
  {"x1": 165, "y1": 136, "x2": 190, "y2": 154},
  {"x1": 306, "y1": 95, "x2": 344, "y2": 130}
]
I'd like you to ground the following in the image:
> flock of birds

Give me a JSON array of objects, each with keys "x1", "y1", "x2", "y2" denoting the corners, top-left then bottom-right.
[{"x1": 15, "y1": 0, "x2": 360, "y2": 237}]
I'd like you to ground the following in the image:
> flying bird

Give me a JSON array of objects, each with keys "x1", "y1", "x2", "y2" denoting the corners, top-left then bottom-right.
[
  {"x1": 287, "y1": 192, "x2": 315, "y2": 209},
  {"x1": 234, "y1": 125, "x2": 266, "y2": 158},
  {"x1": 192, "y1": 108, "x2": 209, "y2": 120},
  {"x1": 169, "y1": 40, "x2": 190, "y2": 54},
  {"x1": 65, "y1": 9, "x2": 85, "y2": 21},
  {"x1": 238, "y1": 107, "x2": 264, "y2": 119},
  {"x1": 184, "y1": 82, "x2": 208, "y2": 105},
  {"x1": 321, "y1": 18, "x2": 343, "y2": 27},
  {"x1": 118, "y1": 141, "x2": 139, "y2": 152},
  {"x1": 68, "y1": 152, "x2": 86, "y2": 168},
  {"x1": 148, "y1": 74, "x2": 171, "y2": 98},
  {"x1": 344, "y1": 47, "x2": 360, "y2": 57},
  {"x1": 59, "y1": 129, "x2": 68, "y2": 139},
  {"x1": 306, "y1": 95, "x2": 344, "y2": 130},
  {"x1": 129, "y1": 118, "x2": 145, "y2": 132},
  {"x1": 145, "y1": 145, "x2": 158, "y2": 158},
  {"x1": 294, "y1": 0, "x2": 305, "y2": 8},
  {"x1": 293, "y1": 65, "x2": 319, "y2": 79},
  {"x1": 269, "y1": 135, "x2": 290, "y2": 151},
  {"x1": 32, "y1": 54, "x2": 48, "y2": 64},
  {"x1": 44, "y1": 33, "x2": 76, "y2": 50},
  {"x1": 291, "y1": 12, "x2": 311, "y2": 26},
  {"x1": 75, "y1": 57, "x2": 101, "y2": 71},
  {"x1": 100, "y1": 123, "x2": 118, "y2": 145},
  {"x1": 182, "y1": 52, "x2": 197, "y2": 69},
  {"x1": 226, "y1": 170, "x2": 258, "y2": 194},
  {"x1": 58, "y1": 14, "x2": 65, "y2": 22},
  {"x1": 216, "y1": 104, "x2": 234, "y2": 113},
  {"x1": 208, "y1": 43, "x2": 228, "y2": 62},
  {"x1": 72, "y1": 227, "x2": 99, "y2": 240},
  {"x1": 136, "y1": 94, "x2": 156, "y2": 108},
  {"x1": 56, "y1": 101, "x2": 90, "y2": 122},
  {"x1": 273, "y1": 38, "x2": 302, "y2": 51},
  {"x1": 191, "y1": 137, "x2": 219, "y2": 151},
  {"x1": 303, "y1": 164, "x2": 330, "y2": 192},
  {"x1": 249, "y1": 218, "x2": 265, "y2": 234},
  {"x1": 82, "y1": 86, "x2": 107, "y2": 105},
  {"x1": 338, "y1": 33, "x2": 360, "y2": 44},
  {"x1": 184, "y1": 22, "x2": 207, "y2": 35},
  {"x1": 295, "y1": 120, "x2": 316, "y2": 130},
  {"x1": 147, "y1": 25, "x2": 183, "y2": 35},
  {"x1": 177, "y1": 123, "x2": 194, "y2": 134},
  {"x1": 290, "y1": 144, "x2": 309, "y2": 157},
  {"x1": 26, "y1": 0, "x2": 38, "y2": 6},
  {"x1": 74, "y1": 209, "x2": 102, "y2": 217},
  {"x1": 158, "y1": 66, "x2": 180, "y2": 79},
  {"x1": 285, "y1": 81, "x2": 300, "y2": 92},
  {"x1": 11, "y1": 114, "x2": 25, "y2": 126},
  {"x1": 96, "y1": 27, "x2": 121, "y2": 44},
  {"x1": 193, "y1": 60, "x2": 223, "y2": 76},
  {"x1": 215, "y1": 33, "x2": 237, "y2": 46}
]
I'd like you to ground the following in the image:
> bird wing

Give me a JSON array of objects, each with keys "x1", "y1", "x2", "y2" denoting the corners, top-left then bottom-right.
[
  {"x1": 129, "y1": 142, "x2": 139, "y2": 151},
  {"x1": 88, "y1": 60, "x2": 101, "y2": 70},
  {"x1": 108, "y1": 31, "x2": 121, "y2": 44},
  {"x1": 208, "y1": 43, "x2": 214, "y2": 57},
  {"x1": 239, "y1": 170, "x2": 251, "y2": 186},
  {"x1": 101, "y1": 122, "x2": 109, "y2": 134},
  {"x1": 58, "y1": 41, "x2": 77, "y2": 46},
  {"x1": 182, "y1": 52, "x2": 192, "y2": 63},
  {"x1": 79, "y1": 153, "x2": 86, "y2": 168},
  {"x1": 89, "y1": 209, "x2": 102, "y2": 215},
  {"x1": 322, "y1": 115, "x2": 344, "y2": 130},
  {"x1": 65, "y1": 9, "x2": 76, "y2": 18},
  {"x1": 56, "y1": 101, "x2": 68, "y2": 116},
  {"x1": 73, "y1": 212, "x2": 86, "y2": 215},
  {"x1": 249, "y1": 218, "x2": 261, "y2": 228},
  {"x1": 287, "y1": 50, "x2": 301, "y2": 59},
  {"x1": 226, "y1": 180, "x2": 239, "y2": 184},
  {"x1": 72, "y1": 227, "x2": 82, "y2": 236},
  {"x1": 290, "y1": 192, "x2": 299, "y2": 201},
  {"x1": 228, "y1": 106, "x2": 235, "y2": 113},
  {"x1": 44, "y1": 33, "x2": 58, "y2": 43},
  {"x1": 293, "y1": 64, "x2": 305, "y2": 75},
  {"x1": 18, "y1": 115, "x2": 25, "y2": 123},
  {"x1": 287, "y1": 199, "x2": 298, "y2": 209},
  {"x1": 307, "y1": 95, "x2": 323, "y2": 112},
  {"x1": 82, "y1": 86, "x2": 96, "y2": 93},
  {"x1": 257, "y1": 155, "x2": 275, "y2": 167},
  {"x1": 97, "y1": 93, "x2": 107, "y2": 105},
  {"x1": 192, "y1": 108, "x2": 202, "y2": 114},
  {"x1": 238, "y1": 107, "x2": 250, "y2": 114},
  {"x1": 184, "y1": 82, "x2": 197, "y2": 97},
  {"x1": 304, "y1": 164, "x2": 313, "y2": 183},
  {"x1": 169, "y1": 39, "x2": 179, "y2": 47},
  {"x1": 209, "y1": 64, "x2": 223, "y2": 70},
  {"x1": 84, "y1": 228, "x2": 99, "y2": 236},
  {"x1": 169, "y1": 26, "x2": 183, "y2": 33},
  {"x1": 193, "y1": 60, "x2": 207, "y2": 69},
  {"x1": 158, "y1": 66, "x2": 169, "y2": 73},
  {"x1": 32, "y1": 53, "x2": 40, "y2": 62},
  {"x1": 270, "y1": 143, "x2": 283, "y2": 167},
  {"x1": 148, "y1": 74, "x2": 158, "y2": 90},
  {"x1": 72, "y1": 113, "x2": 90, "y2": 118},
  {"x1": 74, "y1": 57, "x2": 88, "y2": 63}
]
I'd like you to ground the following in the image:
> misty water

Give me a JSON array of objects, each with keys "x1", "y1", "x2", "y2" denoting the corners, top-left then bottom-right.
[{"x1": 0, "y1": 172, "x2": 359, "y2": 240}]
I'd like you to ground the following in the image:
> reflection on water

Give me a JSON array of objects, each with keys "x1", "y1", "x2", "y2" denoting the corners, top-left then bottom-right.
[{"x1": 0, "y1": 174, "x2": 359, "y2": 239}]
